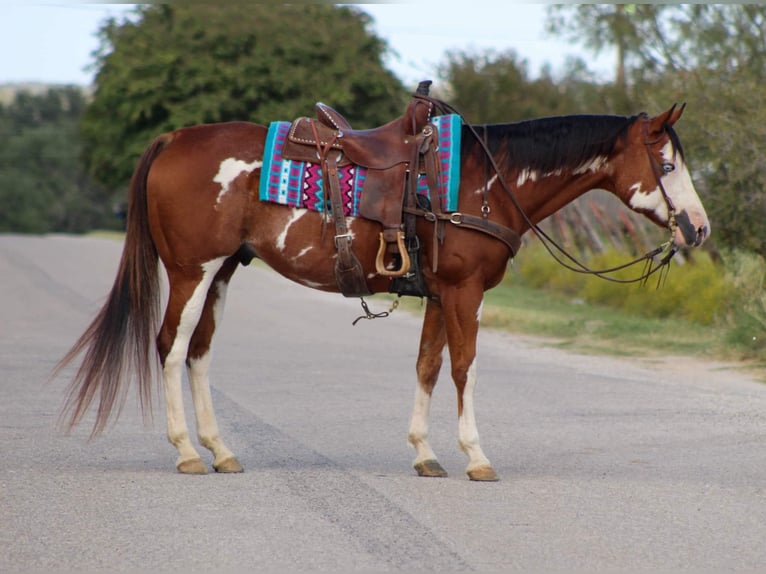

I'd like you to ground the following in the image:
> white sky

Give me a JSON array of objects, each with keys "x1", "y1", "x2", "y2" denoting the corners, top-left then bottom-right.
[{"x1": 0, "y1": 3, "x2": 614, "y2": 86}]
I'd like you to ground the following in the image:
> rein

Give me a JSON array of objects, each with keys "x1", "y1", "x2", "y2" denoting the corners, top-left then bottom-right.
[{"x1": 415, "y1": 95, "x2": 679, "y2": 285}]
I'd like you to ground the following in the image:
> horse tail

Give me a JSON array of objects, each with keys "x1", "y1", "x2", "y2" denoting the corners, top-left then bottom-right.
[{"x1": 56, "y1": 134, "x2": 172, "y2": 436}]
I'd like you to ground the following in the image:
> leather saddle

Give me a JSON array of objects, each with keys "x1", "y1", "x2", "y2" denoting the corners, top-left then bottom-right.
[{"x1": 280, "y1": 81, "x2": 443, "y2": 297}]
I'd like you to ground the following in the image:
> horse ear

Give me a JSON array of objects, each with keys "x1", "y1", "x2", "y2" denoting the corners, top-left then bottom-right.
[
  {"x1": 649, "y1": 103, "x2": 686, "y2": 135},
  {"x1": 666, "y1": 102, "x2": 686, "y2": 126}
]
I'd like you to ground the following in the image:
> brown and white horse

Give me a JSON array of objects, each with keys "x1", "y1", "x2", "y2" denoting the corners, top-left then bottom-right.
[{"x1": 57, "y1": 103, "x2": 709, "y2": 480}]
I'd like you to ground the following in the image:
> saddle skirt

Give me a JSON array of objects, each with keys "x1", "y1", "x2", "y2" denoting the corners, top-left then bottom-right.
[{"x1": 258, "y1": 114, "x2": 462, "y2": 218}]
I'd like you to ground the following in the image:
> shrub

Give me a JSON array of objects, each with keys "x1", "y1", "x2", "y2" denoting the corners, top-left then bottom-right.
[{"x1": 512, "y1": 242, "x2": 734, "y2": 326}]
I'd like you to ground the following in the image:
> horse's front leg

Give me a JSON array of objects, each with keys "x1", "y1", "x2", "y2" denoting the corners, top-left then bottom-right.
[
  {"x1": 408, "y1": 298, "x2": 449, "y2": 477},
  {"x1": 186, "y1": 257, "x2": 243, "y2": 473},
  {"x1": 442, "y1": 283, "x2": 499, "y2": 482}
]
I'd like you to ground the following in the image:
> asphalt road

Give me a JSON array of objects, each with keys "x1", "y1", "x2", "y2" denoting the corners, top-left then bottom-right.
[{"x1": 1, "y1": 234, "x2": 764, "y2": 571}]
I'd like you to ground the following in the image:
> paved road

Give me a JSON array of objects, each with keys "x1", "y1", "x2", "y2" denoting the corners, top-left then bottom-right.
[{"x1": 1, "y1": 234, "x2": 764, "y2": 571}]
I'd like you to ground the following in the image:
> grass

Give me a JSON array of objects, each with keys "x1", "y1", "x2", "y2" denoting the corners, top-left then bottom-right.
[
  {"x1": 482, "y1": 282, "x2": 725, "y2": 358},
  {"x1": 388, "y1": 281, "x2": 726, "y2": 360}
]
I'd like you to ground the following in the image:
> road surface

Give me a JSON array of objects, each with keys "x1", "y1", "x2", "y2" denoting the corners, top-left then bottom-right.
[{"x1": 1, "y1": 234, "x2": 764, "y2": 571}]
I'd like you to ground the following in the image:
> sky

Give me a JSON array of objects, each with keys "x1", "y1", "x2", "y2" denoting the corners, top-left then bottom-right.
[{"x1": 0, "y1": 3, "x2": 614, "y2": 87}]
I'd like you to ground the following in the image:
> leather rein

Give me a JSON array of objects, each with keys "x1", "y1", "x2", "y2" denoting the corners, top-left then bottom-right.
[{"x1": 411, "y1": 95, "x2": 680, "y2": 285}]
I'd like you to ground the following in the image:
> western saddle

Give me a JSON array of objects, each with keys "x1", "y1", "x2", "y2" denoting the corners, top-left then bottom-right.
[
  {"x1": 280, "y1": 80, "x2": 442, "y2": 297},
  {"x1": 280, "y1": 81, "x2": 522, "y2": 299}
]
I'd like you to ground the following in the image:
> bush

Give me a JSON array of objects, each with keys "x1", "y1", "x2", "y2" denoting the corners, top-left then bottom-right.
[
  {"x1": 720, "y1": 250, "x2": 766, "y2": 357},
  {"x1": 511, "y1": 242, "x2": 736, "y2": 326}
]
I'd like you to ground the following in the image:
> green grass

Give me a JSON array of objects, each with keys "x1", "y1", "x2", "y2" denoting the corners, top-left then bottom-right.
[{"x1": 481, "y1": 282, "x2": 725, "y2": 358}]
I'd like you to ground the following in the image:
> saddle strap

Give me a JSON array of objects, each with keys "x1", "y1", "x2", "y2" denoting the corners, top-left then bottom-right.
[
  {"x1": 403, "y1": 206, "x2": 522, "y2": 259},
  {"x1": 418, "y1": 128, "x2": 446, "y2": 273},
  {"x1": 325, "y1": 155, "x2": 371, "y2": 297}
]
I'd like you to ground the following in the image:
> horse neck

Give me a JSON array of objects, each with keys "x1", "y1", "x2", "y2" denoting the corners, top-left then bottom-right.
[
  {"x1": 467, "y1": 117, "x2": 633, "y2": 232},
  {"x1": 509, "y1": 163, "x2": 613, "y2": 229}
]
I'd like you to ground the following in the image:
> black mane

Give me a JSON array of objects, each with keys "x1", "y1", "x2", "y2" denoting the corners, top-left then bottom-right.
[{"x1": 462, "y1": 114, "x2": 647, "y2": 175}]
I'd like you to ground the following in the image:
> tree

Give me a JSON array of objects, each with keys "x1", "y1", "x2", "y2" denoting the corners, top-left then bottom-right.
[
  {"x1": 546, "y1": 4, "x2": 641, "y2": 92},
  {"x1": 82, "y1": 4, "x2": 407, "y2": 189},
  {"x1": 0, "y1": 88, "x2": 115, "y2": 233},
  {"x1": 437, "y1": 49, "x2": 622, "y2": 124}
]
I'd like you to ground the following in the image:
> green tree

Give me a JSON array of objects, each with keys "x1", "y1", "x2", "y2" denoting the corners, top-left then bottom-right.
[
  {"x1": 437, "y1": 49, "x2": 629, "y2": 123},
  {"x1": 82, "y1": 4, "x2": 407, "y2": 189},
  {"x1": 0, "y1": 88, "x2": 114, "y2": 233}
]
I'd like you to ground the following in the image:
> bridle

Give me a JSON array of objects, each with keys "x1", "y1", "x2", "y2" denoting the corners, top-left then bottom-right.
[{"x1": 418, "y1": 95, "x2": 680, "y2": 285}]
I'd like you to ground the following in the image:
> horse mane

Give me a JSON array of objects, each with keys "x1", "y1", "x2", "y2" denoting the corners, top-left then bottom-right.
[{"x1": 462, "y1": 113, "x2": 652, "y2": 175}]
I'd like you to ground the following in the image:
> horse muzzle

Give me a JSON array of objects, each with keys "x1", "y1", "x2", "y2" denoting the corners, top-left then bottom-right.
[{"x1": 674, "y1": 209, "x2": 710, "y2": 247}]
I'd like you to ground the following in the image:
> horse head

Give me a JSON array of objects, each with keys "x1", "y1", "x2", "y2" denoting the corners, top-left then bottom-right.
[{"x1": 616, "y1": 105, "x2": 710, "y2": 247}]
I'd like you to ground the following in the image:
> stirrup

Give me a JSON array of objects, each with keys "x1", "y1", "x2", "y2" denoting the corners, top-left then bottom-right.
[{"x1": 375, "y1": 231, "x2": 411, "y2": 277}]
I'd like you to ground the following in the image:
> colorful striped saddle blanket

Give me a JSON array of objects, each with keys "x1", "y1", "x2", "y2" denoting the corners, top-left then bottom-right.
[{"x1": 258, "y1": 114, "x2": 461, "y2": 217}]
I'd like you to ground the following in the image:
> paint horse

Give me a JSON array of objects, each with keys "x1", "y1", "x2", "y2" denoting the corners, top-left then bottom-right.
[{"x1": 57, "y1": 89, "x2": 709, "y2": 481}]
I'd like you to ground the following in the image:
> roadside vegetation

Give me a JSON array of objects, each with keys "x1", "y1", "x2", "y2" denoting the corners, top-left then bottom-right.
[
  {"x1": 391, "y1": 245, "x2": 765, "y2": 377},
  {"x1": 485, "y1": 243, "x2": 766, "y2": 363}
]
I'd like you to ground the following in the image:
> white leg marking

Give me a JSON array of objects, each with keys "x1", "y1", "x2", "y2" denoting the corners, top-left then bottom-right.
[
  {"x1": 408, "y1": 384, "x2": 438, "y2": 465},
  {"x1": 459, "y1": 357, "x2": 492, "y2": 472},
  {"x1": 164, "y1": 257, "x2": 227, "y2": 467},
  {"x1": 187, "y1": 280, "x2": 236, "y2": 468},
  {"x1": 276, "y1": 208, "x2": 308, "y2": 251},
  {"x1": 214, "y1": 157, "x2": 262, "y2": 204}
]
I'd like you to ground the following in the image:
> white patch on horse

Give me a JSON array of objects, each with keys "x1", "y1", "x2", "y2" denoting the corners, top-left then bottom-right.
[
  {"x1": 659, "y1": 144, "x2": 708, "y2": 223},
  {"x1": 629, "y1": 141, "x2": 710, "y2": 237},
  {"x1": 476, "y1": 300, "x2": 484, "y2": 323},
  {"x1": 162, "y1": 256, "x2": 227, "y2": 464},
  {"x1": 298, "y1": 279, "x2": 327, "y2": 289},
  {"x1": 295, "y1": 247, "x2": 313, "y2": 259},
  {"x1": 166, "y1": 258, "x2": 227, "y2": 367},
  {"x1": 213, "y1": 158, "x2": 262, "y2": 205},
  {"x1": 276, "y1": 209, "x2": 308, "y2": 252},
  {"x1": 573, "y1": 155, "x2": 608, "y2": 175},
  {"x1": 628, "y1": 181, "x2": 668, "y2": 221},
  {"x1": 516, "y1": 168, "x2": 538, "y2": 187},
  {"x1": 474, "y1": 173, "x2": 498, "y2": 195}
]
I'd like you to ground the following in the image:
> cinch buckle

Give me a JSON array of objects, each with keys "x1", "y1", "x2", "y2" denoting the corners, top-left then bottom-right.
[
  {"x1": 449, "y1": 212, "x2": 463, "y2": 224},
  {"x1": 334, "y1": 233, "x2": 353, "y2": 248}
]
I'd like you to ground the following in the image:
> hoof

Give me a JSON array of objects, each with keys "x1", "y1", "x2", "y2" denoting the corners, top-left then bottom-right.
[
  {"x1": 177, "y1": 458, "x2": 208, "y2": 475},
  {"x1": 214, "y1": 456, "x2": 244, "y2": 474},
  {"x1": 414, "y1": 459, "x2": 448, "y2": 478},
  {"x1": 467, "y1": 465, "x2": 500, "y2": 482}
]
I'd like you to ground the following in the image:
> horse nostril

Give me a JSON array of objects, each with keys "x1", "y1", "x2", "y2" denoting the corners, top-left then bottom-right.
[{"x1": 696, "y1": 225, "x2": 708, "y2": 245}]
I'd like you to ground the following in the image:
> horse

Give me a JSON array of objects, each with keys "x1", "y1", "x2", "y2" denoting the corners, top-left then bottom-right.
[{"x1": 56, "y1": 95, "x2": 709, "y2": 481}]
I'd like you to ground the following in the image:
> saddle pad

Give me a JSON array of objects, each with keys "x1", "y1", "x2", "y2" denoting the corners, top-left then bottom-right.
[{"x1": 258, "y1": 114, "x2": 461, "y2": 216}]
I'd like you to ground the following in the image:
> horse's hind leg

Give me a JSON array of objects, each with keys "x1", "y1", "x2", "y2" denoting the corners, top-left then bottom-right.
[
  {"x1": 158, "y1": 257, "x2": 228, "y2": 474},
  {"x1": 408, "y1": 299, "x2": 449, "y2": 478},
  {"x1": 186, "y1": 257, "x2": 243, "y2": 473}
]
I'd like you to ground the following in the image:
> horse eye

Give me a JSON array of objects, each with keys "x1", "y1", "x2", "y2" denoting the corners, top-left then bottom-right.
[{"x1": 662, "y1": 162, "x2": 675, "y2": 174}]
